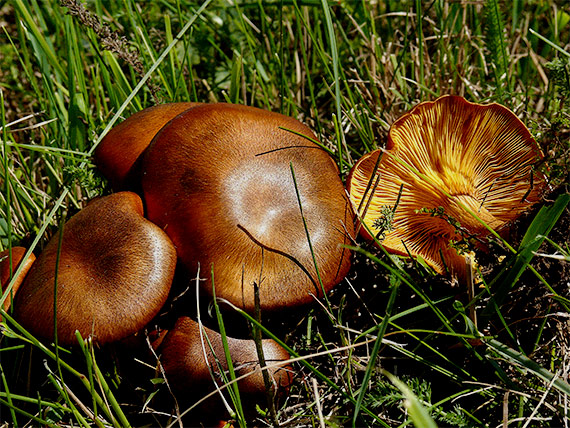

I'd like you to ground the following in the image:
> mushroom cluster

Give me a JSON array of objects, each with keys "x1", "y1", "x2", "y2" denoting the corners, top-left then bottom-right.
[
  {"x1": 347, "y1": 95, "x2": 546, "y2": 277},
  {"x1": 6, "y1": 102, "x2": 355, "y2": 423},
  {"x1": 5, "y1": 96, "x2": 549, "y2": 423}
]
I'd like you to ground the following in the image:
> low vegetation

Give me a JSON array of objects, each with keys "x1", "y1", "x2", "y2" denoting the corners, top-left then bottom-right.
[{"x1": 1, "y1": 0, "x2": 569, "y2": 426}]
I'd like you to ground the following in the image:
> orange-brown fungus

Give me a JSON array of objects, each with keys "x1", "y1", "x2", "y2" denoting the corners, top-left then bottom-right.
[
  {"x1": 14, "y1": 192, "x2": 177, "y2": 345},
  {"x1": 141, "y1": 103, "x2": 354, "y2": 311},
  {"x1": 1, "y1": 247, "x2": 35, "y2": 312},
  {"x1": 347, "y1": 95, "x2": 545, "y2": 276},
  {"x1": 158, "y1": 316, "x2": 292, "y2": 419},
  {"x1": 94, "y1": 102, "x2": 199, "y2": 189}
]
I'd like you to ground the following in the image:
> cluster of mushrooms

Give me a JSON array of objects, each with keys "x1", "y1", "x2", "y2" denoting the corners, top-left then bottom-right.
[{"x1": 0, "y1": 95, "x2": 545, "y2": 423}]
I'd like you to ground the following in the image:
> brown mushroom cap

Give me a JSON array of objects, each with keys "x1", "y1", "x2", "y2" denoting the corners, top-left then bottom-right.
[
  {"x1": 158, "y1": 316, "x2": 292, "y2": 416},
  {"x1": 94, "y1": 102, "x2": 199, "y2": 189},
  {"x1": 1, "y1": 247, "x2": 36, "y2": 312},
  {"x1": 141, "y1": 103, "x2": 354, "y2": 311},
  {"x1": 14, "y1": 192, "x2": 177, "y2": 345},
  {"x1": 347, "y1": 95, "x2": 546, "y2": 275}
]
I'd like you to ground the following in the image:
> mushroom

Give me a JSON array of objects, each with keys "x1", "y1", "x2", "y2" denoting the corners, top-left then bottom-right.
[
  {"x1": 94, "y1": 102, "x2": 199, "y2": 189},
  {"x1": 13, "y1": 192, "x2": 177, "y2": 345},
  {"x1": 347, "y1": 95, "x2": 545, "y2": 276},
  {"x1": 140, "y1": 103, "x2": 354, "y2": 311},
  {"x1": 157, "y1": 316, "x2": 292, "y2": 419},
  {"x1": 1, "y1": 247, "x2": 35, "y2": 312}
]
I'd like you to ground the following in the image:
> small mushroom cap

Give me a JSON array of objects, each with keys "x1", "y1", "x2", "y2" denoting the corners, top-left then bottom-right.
[
  {"x1": 14, "y1": 192, "x2": 177, "y2": 345},
  {"x1": 1, "y1": 247, "x2": 36, "y2": 312},
  {"x1": 347, "y1": 95, "x2": 545, "y2": 275},
  {"x1": 94, "y1": 102, "x2": 199, "y2": 189},
  {"x1": 142, "y1": 103, "x2": 354, "y2": 311},
  {"x1": 158, "y1": 316, "x2": 292, "y2": 415}
]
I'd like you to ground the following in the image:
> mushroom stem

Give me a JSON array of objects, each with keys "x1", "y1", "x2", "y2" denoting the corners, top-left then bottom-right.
[{"x1": 465, "y1": 255, "x2": 478, "y2": 328}]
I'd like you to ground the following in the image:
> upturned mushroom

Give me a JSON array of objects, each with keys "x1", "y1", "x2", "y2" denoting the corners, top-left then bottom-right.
[
  {"x1": 14, "y1": 192, "x2": 177, "y2": 345},
  {"x1": 94, "y1": 102, "x2": 199, "y2": 189},
  {"x1": 157, "y1": 316, "x2": 292, "y2": 419},
  {"x1": 347, "y1": 95, "x2": 545, "y2": 276},
  {"x1": 1, "y1": 247, "x2": 35, "y2": 313},
  {"x1": 139, "y1": 103, "x2": 353, "y2": 311}
]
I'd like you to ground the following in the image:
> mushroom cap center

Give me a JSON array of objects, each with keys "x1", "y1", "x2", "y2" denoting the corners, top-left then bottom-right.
[{"x1": 223, "y1": 159, "x2": 324, "y2": 252}]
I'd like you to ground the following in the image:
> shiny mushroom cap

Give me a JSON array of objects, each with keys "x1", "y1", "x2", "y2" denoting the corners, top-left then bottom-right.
[
  {"x1": 94, "y1": 102, "x2": 199, "y2": 189},
  {"x1": 1, "y1": 247, "x2": 36, "y2": 312},
  {"x1": 347, "y1": 95, "x2": 545, "y2": 276},
  {"x1": 158, "y1": 316, "x2": 292, "y2": 417},
  {"x1": 141, "y1": 103, "x2": 354, "y2": 311},
  {"x1": 14, "y1": 192, "x2": 177, "y2": 345}
]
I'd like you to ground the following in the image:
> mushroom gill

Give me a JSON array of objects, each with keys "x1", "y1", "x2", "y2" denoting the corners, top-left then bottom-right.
[{"x1": 347, "y1": 95, "x2": 546, "y2": 276}]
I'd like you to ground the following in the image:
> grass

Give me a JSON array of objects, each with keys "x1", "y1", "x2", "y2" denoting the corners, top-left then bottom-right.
[{"x1": 1, "y1": 0, "x2": 570, "y2": 426}]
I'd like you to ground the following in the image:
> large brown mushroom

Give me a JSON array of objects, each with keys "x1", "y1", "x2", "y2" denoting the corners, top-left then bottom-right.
[
  {"x1": 1, "y1": 247, "x2": 35, "y2": 313},
  {"x1": 157, "y1": 316, "x2": 292, "y2": 419},
  {"x1": 347, "y1": 95, "x2": 545, "y2": 276},
  {"x1": 140, "y1": 103, "x2": 354, "y2": 311},
  {"x1": 14, "y1": 192, "x2": 177, "y2": 345},
  {"x1": 94, "y1": 102, "x2": 199, "y2": 189}
]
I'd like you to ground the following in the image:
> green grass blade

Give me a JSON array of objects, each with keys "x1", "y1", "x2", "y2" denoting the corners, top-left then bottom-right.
[
  {"x1": 289, "y1": 163, "x2": 329, "y2": 311},
  {"x1": 320, "y1": 0, "x2": 344, "y2": 171},
  {"x1": 482, "y1": 193, "x2": 570, "y2": 318},
  {"x1": 383, "y1": 371, "x2": 438, "y2": 428},
  {"x1": 529, "y1": 28, "x2": 570, "y2": 58},
  {"x1": 229, "y1": 51, "x2": 243, "y2": 104},
  {"x1": 44, "y1": 368, "x2": 90, "y2": 428},
  {"x1": 0, "y1": 361, "x2": 18, "y2": 425},
  {"x1": 12, "y1": 0, "x2": 66, "y2": 79},
  {"x1": 485, "y1": 338, "x2": 570, "y2": 396},
  {"x1": 211, "y1": 267, "x2": 246, "y2": 426},
  {"x1": 222, "y1": 301, "x2": 390, "y2": 427},
  {"x1": 415, "y1": 0, "x2": 425, "y2": 94},
  {"x1": 352, "y1": 281, "x2": 399, "y2": 427},
  {"x1": 0, "y1": 397, "x2": 58, "y2": 427},
  {"x1": 1, "y1": 311, "x2": 120, "y2": 426}
]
